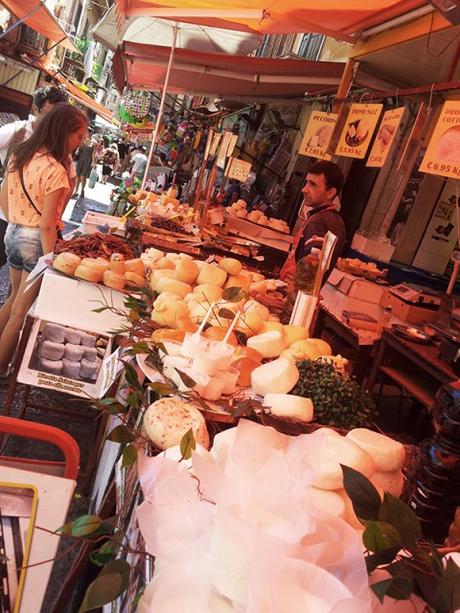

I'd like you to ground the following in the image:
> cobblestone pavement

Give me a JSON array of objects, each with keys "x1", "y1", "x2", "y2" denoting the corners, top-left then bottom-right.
[{"x1": 0, "y1": 187, "x2": 111, "y2": 612}]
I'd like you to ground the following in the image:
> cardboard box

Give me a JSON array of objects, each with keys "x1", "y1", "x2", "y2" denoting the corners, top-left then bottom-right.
[
  {"x1": 381, "y1": 290, "x2": 439, "y2": 324},
  {"x1": 17, "y1": 319, "x2": 122, "y2": 399},
  {"x1": 34, "y1": 269, "x2": 128, "y2": 335},
  {"x1": 351, "y1": 233, "x2": 395, "y2": 262},
  {"x1": 82, "y1": 212, "x2": 126, "y2": 236}
]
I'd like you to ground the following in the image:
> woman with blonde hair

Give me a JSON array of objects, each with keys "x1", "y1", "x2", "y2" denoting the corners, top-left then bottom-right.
[{"x1": 0, "y1": 103, "x2": 88, "y2": 377}]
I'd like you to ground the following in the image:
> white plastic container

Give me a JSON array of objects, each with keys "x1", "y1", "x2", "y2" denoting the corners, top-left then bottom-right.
[{"x1": 82, "y1": 211, "x2": 126, "y2": 237}]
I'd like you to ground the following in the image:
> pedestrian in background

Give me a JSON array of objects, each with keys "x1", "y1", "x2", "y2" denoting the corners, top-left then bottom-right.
[
  {"x1": 0, "y1": 86, "x2": 70, "y2": 268},
  {"x1": 73, "y1": 134, "x2": 97, "y2": 199},
  {"x1": 100, "y1": 143, "x2": 119, "y2": 184},
  {"x1": 0, "y1": 104, "x2": 88, "y2": 378}
]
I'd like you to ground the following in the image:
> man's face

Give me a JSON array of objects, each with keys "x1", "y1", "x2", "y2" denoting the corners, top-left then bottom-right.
[{"x1": 302, "y1": 172, "x2": 336, "y2": 208}]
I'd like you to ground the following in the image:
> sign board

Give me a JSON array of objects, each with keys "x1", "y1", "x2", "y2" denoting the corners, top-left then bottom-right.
[
  {"x1": 227, "y1": 157, "x2": 252, "y2": 183},
  {"x1": 192, "y1": 130, "x2": 202, "y2": 150},
  {"x1": 299, "y1": 111, "x2": 337, "y2": 159},
  {"x1": 226, "y1": 134, "x2": 239, "y2": 158},
  {"x1": 366, "y1": 107, "x2": 405, "y2": 167},
  {"x1": 420, "y1": 100, "x2": 460, "y2": 180},
  {"x1": 335, "y1": 103, "x2": 383, "y2": 158},
  {"x1": 209, "y1": 131, "x2": 222, "y2": 157},
  {"x1": 204, "y1": 129, "x2": 214, "y2": 160},
  {"x1": 216, "y1": 131, "x2": 233, "y2": 169}
]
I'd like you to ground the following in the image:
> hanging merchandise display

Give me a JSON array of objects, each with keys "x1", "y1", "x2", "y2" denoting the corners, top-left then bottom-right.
[
  {"x1": 366, "y1": 107, "x2": 405, "y2": 168},
  {"x1": 335, "y1": 103, "x2": 383, "y2": 159},
  {"x1": 299, "y1": 110, "x2": 337, "y2": 160},
  {"x1": 419, "y1": 100, "x2": 460, "y2": 180}
]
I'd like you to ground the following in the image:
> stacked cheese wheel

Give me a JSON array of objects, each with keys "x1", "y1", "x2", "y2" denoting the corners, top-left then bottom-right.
[
  {"x1": 294, "y1": 427, "x2": 406, "y2": 529},
  {"x1": 227, "y1": 199, "x2": 290, "y2": 233},
  {"x1": 53, "y1": 251, "x2": 147, "y2": 292}
]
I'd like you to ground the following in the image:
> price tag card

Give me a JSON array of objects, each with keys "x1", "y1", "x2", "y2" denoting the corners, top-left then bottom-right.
[
  {"x1": 227, "y1": 158, "x2": 252, "y2": 183},
  {"x1": 366, "y1": 107, "x2": 405, "y2": 167},
  {"x1": 335, "y1": 103, "x2": 383, "y2": 159},
  {"x1": 420, "y1": 100, "x2": 460, "y2": 179},
  {"x1": 299, "y1": 111, "x2": 337, "y2": 159},
  {"x1": 216, "y1": 131, "x2": 233, "y2": 169}
]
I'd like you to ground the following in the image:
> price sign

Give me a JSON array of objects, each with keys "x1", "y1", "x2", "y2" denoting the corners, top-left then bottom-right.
[
  {"x1": 227, "y1": 158, "x2": 252, "y2": 183},
  {"x1": 216, "y1": 131, "x2": 233, "y2": 169},
  {"x1": 335, "y1": 103, "x2": 383, "y2": 159},
  {"x1": 420, "y1": 100, "x2": 460, "y2": 179},
  {"x1": 366, "y1": 107, "x2": 405, "y2": 167},
  {"x1": 299, "y1": 111, "x2": 337, "y2": 159}
]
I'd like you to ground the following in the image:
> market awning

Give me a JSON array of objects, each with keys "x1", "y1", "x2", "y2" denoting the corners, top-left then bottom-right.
[
  {"x1": 41, "y1": 68, "x2": 114, "y2": 123},
  {"x1": 0, "y1": 0, "x2": 79, "y2": 52},
  {"x1": 113, "y1": 42, "x2": 345, "y2": 99},
  {"x1": 115, "y1": 0, "x2": 432, "y2": 41},
  {"x1": 93, "y1": 5, "x2": 261, "y2": 55}
]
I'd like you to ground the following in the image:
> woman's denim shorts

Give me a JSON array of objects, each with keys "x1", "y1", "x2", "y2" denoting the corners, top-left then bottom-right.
[{"x1": 5, "y1": 223, "x2": 42, "y2": 273}]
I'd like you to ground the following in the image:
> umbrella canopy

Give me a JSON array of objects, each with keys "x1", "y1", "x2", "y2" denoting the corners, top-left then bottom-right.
[
  {"x1": 113, "y1": 42, "x2": 345, "y2": 99},
  {"x1": 114, "y1": 0, "x2": 429, "y2": 40},
  {"x1": 93, "y1": 5, "x2": 261, "y2": 54}
]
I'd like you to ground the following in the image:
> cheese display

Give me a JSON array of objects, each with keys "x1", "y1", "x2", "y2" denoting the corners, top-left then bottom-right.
[
  {"x1": 247, "y1": 331, "x2": 286, "y2": 358},
  {"x1": 32, "y1": 322, "x2": 106, "y2": 382},
  {"x1": 136, "y1": 420, "x2": 374, "y2": 612},
  {"x1": 263, "y1": 393, "x2": 314, "y2": 423},
  {"x1": 345, "y1": 428, "x2": 406, "y2": 472},
  {"x1": 143, "y1": 397, "x2": 210, "y2": 450},
  {"x1": 227, "y1": 200, "x2": 290, "y2": 234},
  {"x1": 251, "y1": 358, "x2": 299, "y2": 395}
]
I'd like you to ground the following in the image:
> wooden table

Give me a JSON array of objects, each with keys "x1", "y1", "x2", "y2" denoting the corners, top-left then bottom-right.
[
  {"x1": 313, "y1": 305, "x2": 377, "y2": 383},
  {"x1": 366, "y1": 329, "x2": 457, "y2": 409}
]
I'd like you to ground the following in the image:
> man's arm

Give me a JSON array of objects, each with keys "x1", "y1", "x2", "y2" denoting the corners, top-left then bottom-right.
[{"x1": 0, "y1": 122, "x2": 18, "y2": 161}]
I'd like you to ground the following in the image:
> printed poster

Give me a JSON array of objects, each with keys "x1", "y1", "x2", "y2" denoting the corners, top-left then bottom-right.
[
  {"x1": 366, "y1": 107, "x2": 405, "y2": 167},
  {"x1": 335, "y1": 103, "x2": 383, "y2": 159},
  {"x1": 299, "y1": 111, "x2": 337, "y2": 160},
  {"x1": 419, "y1": 100, "x2": 460, "y2": 180},
  {"x1": 216, "y1": 131, "x2": 233, "y2": 169}
]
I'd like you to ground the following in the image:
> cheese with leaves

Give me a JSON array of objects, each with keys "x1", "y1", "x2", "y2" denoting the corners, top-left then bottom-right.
[{"x1": 143, "y1": 398, "x2": 210, "y2": 450}]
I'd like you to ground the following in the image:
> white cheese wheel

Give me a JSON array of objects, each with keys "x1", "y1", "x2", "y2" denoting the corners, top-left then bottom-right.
[
  {"x1": 154, "y1": 277, "x2": 192, "y2": 298},
  {"x1": 310, "y1": 487, "x2": 346, "y2": 519},
  {"x1": 263, "y1": 393, "x2": 313, "y2": 423},
  {"x1": 247, "y1": 331, "x2": 286, "y2": 358},
  {"x1": 143, "y1": 398, "x2": 210, "y2": 450},
  {"x1": 307, "y1": 435, "x2": 375, "y2": 490},
  {"x1": 197, "y1": 264, "x2": 227, "y2": 287},
  {"x1": 150, "y1": 269, "x2": 176, "y2": 291},
  {"x1": 251, "y1": 358, "x2": 299, "y2": 395},
  {"x1": 371, "y1": 470, "x2": 405, "y2": 497},
  {"x1": 346, "y1": 428, "x2": 406, "y2": 472}
]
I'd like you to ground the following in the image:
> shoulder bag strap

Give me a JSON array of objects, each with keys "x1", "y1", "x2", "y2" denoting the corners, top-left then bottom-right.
[{"x1": 19, "y1": 167, "x2": 41, "y2": 216}]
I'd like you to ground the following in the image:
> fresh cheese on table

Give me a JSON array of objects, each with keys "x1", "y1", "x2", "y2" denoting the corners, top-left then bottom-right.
[
  {"x1": 295, "y1": 431, "x2": 375, "y2": 490},
  {"x1": 371, "y1": 470, "x2": 405, "y2": 497},
  {"x1": 263, "y1": 393, "x2": 313, "y2": 423},
  {"x1": 143, "y1": 397, "x2": 210, "y2": 449},
  {"x1": 251, "y1": 358, "x2": 299, "y2": 395},
  {"x1": 346, "y1": 428, "x2": 405, "y2": 472},
  {"x1": 309, "y1": 487, "x2": 346, "y2": 519},
  {"x1": 247, "y1": 331, "x2": 286, "y2": 358},
  {"x1": 283, "y1": 324, "x2": 309, "y2": 346}
]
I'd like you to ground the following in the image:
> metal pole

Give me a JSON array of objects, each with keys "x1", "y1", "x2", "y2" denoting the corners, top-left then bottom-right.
[{"x1": 141, "y1": 23, "x2": 178, "y2": 190}]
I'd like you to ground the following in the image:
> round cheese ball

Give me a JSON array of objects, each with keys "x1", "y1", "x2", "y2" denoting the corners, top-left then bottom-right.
[
  {"x1": 197, "y1": 264, "x2": 227, "y2": 288},
  {"x1": 143, "y1": 398, "x2": 210, "y2": 450},
  {"x1": 154, "y1": 277, "x2": 192, "y2": 298},
  {"x1": 125, "y1": 258, "x2": 145, "y2": 276},
  {"x1": 193, "y1": 284, "x2": 223, "y2": 303},
  {"x1": 175, "y1": 259, "x2": 199, "y2": 284},
  {"x1": 53, "y1": 252, "x2": 81, "y2": 275},
  {"x1": 219, "y1": 257, "x2": 242, "y2": 276}
]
